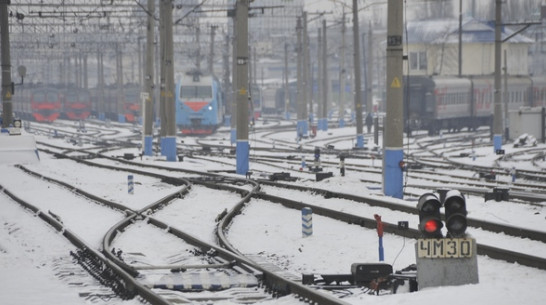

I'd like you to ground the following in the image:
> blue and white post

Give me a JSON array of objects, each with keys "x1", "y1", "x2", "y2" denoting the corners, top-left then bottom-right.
[
  {"x1": 128, "y1": 175, "x2": 134, "y2": 195},
  {"x1": 302, "y1": 207, "x2": 313, "y2": 237}
]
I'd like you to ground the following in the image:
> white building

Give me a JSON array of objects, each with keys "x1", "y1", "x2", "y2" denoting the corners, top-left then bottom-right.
[{"x1": 405, "y1": 18, "x2": 533, "y2": 76}]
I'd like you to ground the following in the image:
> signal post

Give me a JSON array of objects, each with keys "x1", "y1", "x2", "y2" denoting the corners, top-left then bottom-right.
[{"x1": 415, "y1": 191, "x2": 479, "y2": 290}]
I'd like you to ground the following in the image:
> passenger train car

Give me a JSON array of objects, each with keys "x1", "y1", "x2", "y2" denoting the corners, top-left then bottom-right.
[
  {"x1": 404, "y1": 75, "x2": 546, "y2": 135},
  {"x1": 62, "y1": 88, "x2": 92, "y2": 120},
  {"x1": 90, "y1": 83, "x2": 141, "y2": 123},
  {"x1": 175, "y1": 73, "x2": 224, "y2": 134},
  {"x1": 274, "y1": 81, "x2": 297, "y2": 114}
]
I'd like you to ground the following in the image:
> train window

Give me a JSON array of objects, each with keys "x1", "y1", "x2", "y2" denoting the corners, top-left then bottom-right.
[
  {"x1": 46, "y1": 92, "x2": 58, "y2": 101},
  {"x1": 180, "y1": 86, "x2": 212, "y2": 99}
]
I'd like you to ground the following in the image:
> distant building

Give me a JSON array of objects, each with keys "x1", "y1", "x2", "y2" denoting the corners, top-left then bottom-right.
[
  {"x1": 527, "y1": 23, "x2": 546, "y2": 76},
  {"x1": 404, "y1": 18, "x2": 534, "y2": 76}
]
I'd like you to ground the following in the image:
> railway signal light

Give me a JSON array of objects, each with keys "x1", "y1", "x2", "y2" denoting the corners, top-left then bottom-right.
[
  {"x1": 417, "y1": 193, "x2": 443, "y2": 238},
  {"x1": 444, "y1": 190, "x2": 467, "y2": 237}
]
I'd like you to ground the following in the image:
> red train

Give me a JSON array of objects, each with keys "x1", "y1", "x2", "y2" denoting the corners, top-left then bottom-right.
[
  {"x1": 30, "y1": 87, "x2": 62, "y2": 122},
  {"x1": 122, "y1": 86, "x2": 141, "y2": 123},
  {"x1": 91, "y1": 84, "x2": 141, "y2": 123},
  {"x1": 12, "y1": 83, "x2": 143, "y2": 124},
  {"x1": 62, "y1": 88, "x2": 92, "y2": 120}
]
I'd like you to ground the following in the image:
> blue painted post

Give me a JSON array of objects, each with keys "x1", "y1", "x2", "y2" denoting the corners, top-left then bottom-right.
[
  {"x1": 383, "y1": 149, "x2": 404, "y2": 199},
  {"x1": 236, "y1": 140, "x2": 249, "y2": 175},
  {"x1": 160, "y1": 136, "x2": 177, "y2": 161},
  {"x1": 493, "y1": 134, "x2": 502, "y2": 152},
  {"x1": 356, "y1": 134, "x2": 364, "y2": 149},
  {"x1": 374, "y1": 214, "x2": 384, "y2": 261},
  {"x1": 128, "y1": 175, "x2": 134, "y2": 194},
  {"x1": 144, "y1": 136, "x2": 153, "y2": 156},
  {"x1": 230, "y1": 128, "x2": 236, "y2": 145},
  {"x1": 302, "y1": 207, "x2": 313, "y2": 237},
  {"x1": 378, "y1": 237, "x2": 384, "y2": 261}
]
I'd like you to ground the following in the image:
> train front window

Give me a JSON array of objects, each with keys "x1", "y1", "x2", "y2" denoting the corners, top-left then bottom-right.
[
  {"x1": 46, "y1": 92, "x2": 58, "y2": 102},
  {"x1": 65, "y1": 94, "x2": 78, "y2": 102},
  {"x1": 180, "y1": 86, "x2": 212, "y2": 99}
]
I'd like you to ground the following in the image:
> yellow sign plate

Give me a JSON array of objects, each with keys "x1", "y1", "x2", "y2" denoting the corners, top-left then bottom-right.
[{"x1": 391, "y1": 76, "x2": 401, "y2": 88}]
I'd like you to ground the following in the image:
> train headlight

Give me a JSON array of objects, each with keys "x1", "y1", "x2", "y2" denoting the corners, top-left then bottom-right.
[{"x1": 208, "y1": 105, "x2": 213, "y2": 111}]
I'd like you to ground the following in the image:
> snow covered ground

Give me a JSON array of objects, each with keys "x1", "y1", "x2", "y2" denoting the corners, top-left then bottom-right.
[{"x1": 1, "y1": 123, "x2": 545, "y2": 305}]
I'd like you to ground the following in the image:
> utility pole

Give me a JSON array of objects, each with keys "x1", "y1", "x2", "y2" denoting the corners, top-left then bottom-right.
[
  {"x1": 222, "y1": 32, "x2": 231, "y2": 125},
  {"x1": 209, "y1": 25, "x2": 217, "y2": 75},
  {"x1": 1, "y1": 0, "x2": 13, "y2": 128},
  {"x1": 143, "y1": 0, "x2": 155, "y2": 156},
  {"x1": 231, "y1": 28, "x2": 237, "y2": 144},
  {"x1": 316, "y1": 27, "x2": 321, "y2": 128},
  {"x1": 320, "y1": 19, "x2": 328, "y2": 132},
  {"x1": 283, "y1": 42, "x2": 289, "y2": 120},
  {"x1": 352, "y1": 0, "x2": 364, "y2": 148},
  {"x1": 159, "y1": 0, "x2": 176, "y2": 161},
  {"x1": 366, "y1": 23, "x2": 373, "y2": 116},
  {"x1": 296, "y1": 16, "x2": 305, "y2": 138},
  {"x1": 493, "y1": 0, "x2": 503, "y2": 152},
  {"x1": 339, "y1": 10, "x2": 346, "y2": 128},
  {"x1": 116, "y1": 44, "x2": 125, "y2": 123},
  {"x1": 83, "y1": 54, "x2": 88, "y2": 89},
  {"x1": 503, "y1": 49, "x2": 509, "y2": 141},
  {"x1": 458, "y1": 0, "x2": 463, "y2": 77},
  {"x1": 235, "y1": 0, "x2": 249, "y2": 175},
  {"x1": 383, "y1": 0, "x2": 404, "y2": 199},
  {"x1": 196, "y1": 26, "x2": 201, "y2": 72},
  {"x1": 97, "y1": 50, "x2": 105, "y2": 120},
  {"x1": 303, "y1": 12, "x2": 310, "y2": 132}
]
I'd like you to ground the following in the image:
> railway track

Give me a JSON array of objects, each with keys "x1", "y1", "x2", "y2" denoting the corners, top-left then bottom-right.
[
  {"x1": 6, "y1": 120, "x2": 544, "y2": 304},
  {"x1": 43, "y1": 138, "x2": 546, "y2": 269},
  {"x1": 2, "y1": 148, "x2": 351, "y2": 305}
]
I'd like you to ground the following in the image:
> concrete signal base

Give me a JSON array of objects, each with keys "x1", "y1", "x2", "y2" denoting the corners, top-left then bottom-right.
[{"x1": 415, "y1": 237, "x2": 479, "y2": 290}]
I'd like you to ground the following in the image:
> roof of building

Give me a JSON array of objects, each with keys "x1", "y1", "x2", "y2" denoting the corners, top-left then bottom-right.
[{"x1": 406, "y1": 17, "x2": 534, "y2": 44}]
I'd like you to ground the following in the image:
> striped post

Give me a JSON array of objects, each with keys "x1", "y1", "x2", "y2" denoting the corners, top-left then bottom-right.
[
  {"x1": 302, "y1": 207, "x2": 313, "y2": 237},
  {"x1": 128, "y1": 175, "x2": 134, "y2": 195}
]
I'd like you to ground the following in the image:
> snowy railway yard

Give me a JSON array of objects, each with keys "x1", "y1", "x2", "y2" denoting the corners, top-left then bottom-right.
[{"x1": 1, "y1": 119, "x2": 546, "y2": 305}]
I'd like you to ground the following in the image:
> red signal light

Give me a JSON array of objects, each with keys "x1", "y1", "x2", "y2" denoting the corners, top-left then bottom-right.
[
  {"x1": 424, "y1": 219, "x2": 440, "y2": 233},
  {"x1": 417, "y1": 193, "x2": 443, "y2": 238}
]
